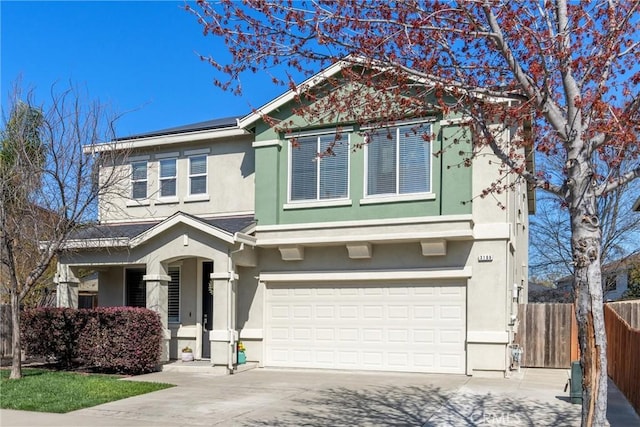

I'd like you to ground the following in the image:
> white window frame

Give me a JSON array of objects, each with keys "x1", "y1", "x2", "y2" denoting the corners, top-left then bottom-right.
[
  {"x1": 130, "y1": 160, "x2": 148, "y2": 200},
  {"x1": 168, "y1": 266, "x2": 181, "y2": 323},
  {"x1": 189, "y1": 155, "x2": 208, "y2": 196},
  {"x1": 158, "y1": 158, "x2": 177, "y2": 199},
  {"x1": 287, "y1": 132, "x2": 351, "y2": 204},
  {"x1": 363, "y1": 120, "x2": 434, "y2": 201}
]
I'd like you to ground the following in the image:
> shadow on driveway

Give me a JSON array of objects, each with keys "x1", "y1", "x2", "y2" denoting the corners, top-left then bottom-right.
[{"x1": 243, "y1": 383, "x2": 580, "y2": 427}]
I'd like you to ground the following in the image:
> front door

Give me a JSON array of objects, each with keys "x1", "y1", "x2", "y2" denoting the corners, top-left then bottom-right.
[{"x1": 201, "y1": 261, "x2": 214, "y2": 359}]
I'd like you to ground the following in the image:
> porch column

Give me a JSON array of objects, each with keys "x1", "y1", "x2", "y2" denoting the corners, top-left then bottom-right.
[
  {"x1": 210, "y1": 269, "x2": 238, "y2": 370},
  {"x1": 144, "y1": 273, "x2": 171, "y2": 362},
  {"x1": 56, "y1": 264, "x2": 79, "y2": 308}
]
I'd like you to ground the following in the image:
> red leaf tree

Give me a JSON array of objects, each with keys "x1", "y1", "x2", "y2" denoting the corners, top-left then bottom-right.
[{"x1": 187, "y1": 2, "x2": 640, "y2": 425}]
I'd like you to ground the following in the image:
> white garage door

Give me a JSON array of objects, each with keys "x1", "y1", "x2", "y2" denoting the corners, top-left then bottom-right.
[{"x1": 265, "y1": 282, "x2": 466, "y2": 374}]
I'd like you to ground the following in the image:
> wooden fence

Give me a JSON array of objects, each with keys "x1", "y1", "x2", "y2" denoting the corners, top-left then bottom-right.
[
  {"x1": 607, "y1": 300, "x2": 640, "y2": 328},
  {"x1": 515, "y1": 303, "x2": 579, "y2": 368},
  {"x1": 605, "y1": 301, "x2": 640, "y2": 416}
]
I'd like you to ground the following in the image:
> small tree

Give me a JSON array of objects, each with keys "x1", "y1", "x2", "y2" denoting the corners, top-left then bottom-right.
[
  {"x1": 187, "y1": 2, "x2": 640, "y2": 425},
  {"x1": 622, "y1": 264, "x2": 640, "y2": 300},
  {"x1": 530, "y1": 180, "x2": 640, "y2": 292},
  {"x1": 0, "y1": 84, "x2": 126, "y2": 379}
]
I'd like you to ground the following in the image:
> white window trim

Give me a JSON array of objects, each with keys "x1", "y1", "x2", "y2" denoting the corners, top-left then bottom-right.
[
  {"x1": 158, "y1": 158, "x2": 178, "y2": 199},
  {"x1": 287, "y1": 133, "x2": 351, "y2": 203},
  {"x1": 284, "y1": 199, "x2": 352, "y2": 210},
  {"x1": 189, "y1": 155, "x2": 208, "y2": 196},
  {"x1": 130, "y1": 160, "x2": 148, "y2": 201},
  {"x1": 360, "y1": 192, "x2": 436, "y2": 205},
  {"x1": 364, "y1": 122, "x2": 433, "y2": 197},
  {"x1": 129, "y1": 155, "x2": 150, "y2": 162},
  {"x1": 155, "y1": 151, "x2": 180, "y2": 159},
  {"x1": 184, "y1": 148, "x2": 210, "y2": 156},
  {"x1": 284, "y1": 126, "x2": 354, "y2": 139},
  {"x1": 155, "y1": 197, "x2": 179, "y2": 205},
  {"x1": 360, "y1": 117, "x2": 436, "y2": 131},
  {"x1": 184, "y1": 194, "x2": 210, "y2": 203}
]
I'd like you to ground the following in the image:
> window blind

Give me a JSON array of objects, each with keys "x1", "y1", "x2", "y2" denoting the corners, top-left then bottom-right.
[{"x1": 168, "y1": 267, "x2": 180, "y2": 323}]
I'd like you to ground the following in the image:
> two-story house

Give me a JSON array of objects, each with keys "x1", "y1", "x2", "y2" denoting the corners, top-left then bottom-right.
[{"x1": 57, "y1": 62, "x2": 531, "y2": 376}]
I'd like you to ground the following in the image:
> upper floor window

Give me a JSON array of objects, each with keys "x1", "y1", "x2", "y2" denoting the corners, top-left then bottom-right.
[
  {"x1": 289, "y1": 134, "x2": 349, "y2": 202},
  {"x1": 366, "y1": 123, "x2": 432, "y2": 197},
  {"x1": 159, "y1": 158, "x2": 177, "y2": 198},
  {"x1": 189, "y1": 155, "x2": 207, "y2": 195},
  {"x1": 131, "y1": 161, "x2": 148, "y2": 200}
]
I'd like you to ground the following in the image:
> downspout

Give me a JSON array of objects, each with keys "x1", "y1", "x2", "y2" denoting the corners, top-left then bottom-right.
[{"x1": 227, "y1": 243, "x2": 245, "y2": 372}]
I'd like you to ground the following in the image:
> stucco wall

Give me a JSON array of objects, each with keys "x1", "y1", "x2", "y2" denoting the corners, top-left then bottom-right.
[{"x1": 99, "y1": 136, "x2": 255, "y2": 223}]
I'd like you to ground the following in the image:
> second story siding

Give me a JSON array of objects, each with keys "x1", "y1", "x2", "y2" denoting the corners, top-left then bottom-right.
[
  {"x1": 98, "y1": 134, "x2": 255, "y2": 223},
  {"x1": 252, "y1": 114, "x2": 473, "y2": 226}
]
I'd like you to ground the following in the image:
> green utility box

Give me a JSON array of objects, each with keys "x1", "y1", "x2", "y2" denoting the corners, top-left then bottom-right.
[{"x1": 570, "y1": 361, "x2": 583, "y2": 404}]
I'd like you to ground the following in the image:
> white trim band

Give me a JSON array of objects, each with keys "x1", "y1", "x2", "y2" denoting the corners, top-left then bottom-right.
[
  {"x1": 252, "y1": 139, "x2": 282, "y2": 148},
  {"x1": 260, "y1": 266, "x2": 472, "y2": 283}
]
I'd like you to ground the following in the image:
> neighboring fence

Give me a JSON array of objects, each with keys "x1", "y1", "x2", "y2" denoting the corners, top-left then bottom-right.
[
  {"x1": 605, "y1": 300, "x2": 640, "y2": 416},
  {"x1": 515, "y1": 303, "x2": 579, "y2": 368},
  {"x1": 607, "y1": 300, "x2": 640, "y2": 328},
  {"x1": 0, "y1": 304, "x2": 11, "y2": 357}
]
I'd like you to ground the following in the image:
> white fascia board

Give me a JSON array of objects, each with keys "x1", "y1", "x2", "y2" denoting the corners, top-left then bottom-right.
[
  {"x1": 255, "y1": 214, "x2": 473, "y2": 232},
  {"x1": 259, "y1": 266, "x2": 472, "y2": 283},
  {"x1": 83, "y1": 127, "x2": 250, "y2": 154},
  {"x1": 234, "y1": 232, "x2": 257, "y2": 246},
  {"x1": 237, "y1": 60, "x2": 350, "y2": 129},
  {"x1": 130, "y1": 214, "x2": 234, "y2": 247},
  {"x1": 257, "y1": 230, "x2": 473, "y2": 247}
]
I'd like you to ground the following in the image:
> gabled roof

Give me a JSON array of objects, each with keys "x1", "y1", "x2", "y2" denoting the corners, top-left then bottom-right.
[
  {"x1": 65, "y1": 212, "x2": 255, "y2": 249},
  {"x1": 237, "y1": 59, "x2": 356, "y2": 130},
  {"x1": 237, "y1": 55, "x2": 523, "y2": 131}
]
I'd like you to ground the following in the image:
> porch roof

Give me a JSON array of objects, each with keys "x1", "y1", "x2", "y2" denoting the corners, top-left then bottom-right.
[{"x1": 66, "y1": 213, "x2": 255, "y2": 248}]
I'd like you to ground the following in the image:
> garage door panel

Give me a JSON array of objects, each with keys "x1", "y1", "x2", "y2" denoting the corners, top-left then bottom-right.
[{"x1": 265, "y1": 283, "x2": 466, "y2": 374}]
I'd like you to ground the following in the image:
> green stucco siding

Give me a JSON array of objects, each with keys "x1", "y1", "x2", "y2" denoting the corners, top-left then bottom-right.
[
  {"x1": 440, "y1": 123, "x2": 473, "y2": 215},
  {"x1": 252, "y1": 102, "x2": 472, "y2": 226},
  {"x1": 254, "y1": 145, "x2": 281, "y2": 225}
]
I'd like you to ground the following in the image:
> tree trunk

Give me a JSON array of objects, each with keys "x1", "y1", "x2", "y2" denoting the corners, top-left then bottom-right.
[
  {"x1": 570, "y1": 190, "x2": 608, "y2": 426},
  {"x1": 9, "y1": 287, "x2": 22, "y2": 379}
]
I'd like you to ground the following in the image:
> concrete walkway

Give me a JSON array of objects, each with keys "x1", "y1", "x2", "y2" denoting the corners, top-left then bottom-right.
[{"x1": 1, "y1": 368, "x2": 638, "y2": 426}]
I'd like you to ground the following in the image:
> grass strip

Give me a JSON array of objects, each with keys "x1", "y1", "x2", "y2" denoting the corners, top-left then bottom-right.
[{"x1": 1, "y1": 368, "x2": 174, "y2": 413}]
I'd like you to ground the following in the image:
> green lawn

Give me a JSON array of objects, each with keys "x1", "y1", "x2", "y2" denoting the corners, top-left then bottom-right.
[{"x1": 0, "y1": 368, "x2": 174, "y2": 413}]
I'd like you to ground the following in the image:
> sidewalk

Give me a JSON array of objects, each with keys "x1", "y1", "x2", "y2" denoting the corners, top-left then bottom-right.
[{"x1": 1, "y1": 368, "x2": 637, "y2": 426}]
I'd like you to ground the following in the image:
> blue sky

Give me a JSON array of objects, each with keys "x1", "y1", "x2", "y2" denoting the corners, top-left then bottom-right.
[{"x1": 1, "y1": 1, "x2": 287, "y2": 137}]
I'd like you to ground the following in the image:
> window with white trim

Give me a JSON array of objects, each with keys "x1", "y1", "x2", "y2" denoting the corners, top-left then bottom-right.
[
  {"x1": 168, "y1": 267, "x2": 180, "y2": 323},
  {"x1": 159, "y1": 158, "x2": 177, "y2": 197},
  {"x1": 189, "y1": 155, "x2": 207, "y2": 195},
  {"x1": 289, "y1": 134, "x2": 349, "y2": 201},
  {"x1": 131, "y1": 161, "x2": 148, "y2": 199},
  {"x1": 366, "y1": 123, "x2": 431, "y2": 196}
]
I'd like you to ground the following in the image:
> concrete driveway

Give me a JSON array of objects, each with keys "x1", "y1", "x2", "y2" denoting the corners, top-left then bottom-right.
[{"x1": 1, "y1": 368, "x2": 637, "y2": 426}]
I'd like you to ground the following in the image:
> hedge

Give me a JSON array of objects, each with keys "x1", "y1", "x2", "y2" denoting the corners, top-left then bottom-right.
[
  {"x1": 21, "y1": 307, "x2": 163, "y2": 374},
  {"x1": 21, "y1": 308, "x2": 84, "y2": 369}
]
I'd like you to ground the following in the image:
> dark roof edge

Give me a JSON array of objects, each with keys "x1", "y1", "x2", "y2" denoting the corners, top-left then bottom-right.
[{"x1": 116, "y1": 116, "x2": 242, "y2": 141}]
